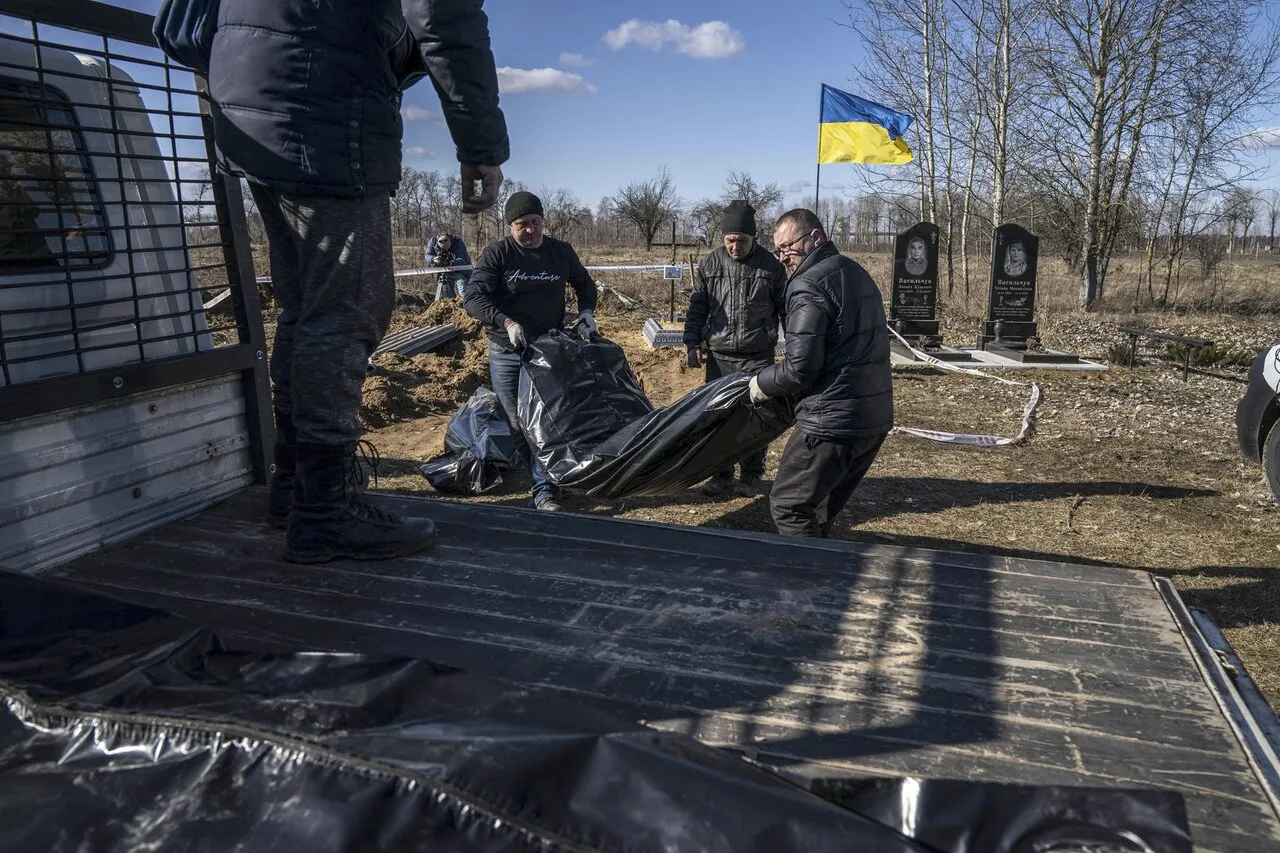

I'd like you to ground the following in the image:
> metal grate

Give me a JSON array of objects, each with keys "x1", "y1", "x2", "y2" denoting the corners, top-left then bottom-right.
[{"x1": 0, "y1": 1, "x2": 268, "y2": 469}]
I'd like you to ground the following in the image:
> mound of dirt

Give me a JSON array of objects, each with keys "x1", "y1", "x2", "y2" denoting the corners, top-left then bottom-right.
[{"x1": 360, "y1": 300, "x2": 491, "y2": 427}]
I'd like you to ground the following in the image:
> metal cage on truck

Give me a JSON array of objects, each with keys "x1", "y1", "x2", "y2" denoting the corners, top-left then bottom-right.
[{"x1": 0, "y1": 0, "x2": 271, "y2": 571}]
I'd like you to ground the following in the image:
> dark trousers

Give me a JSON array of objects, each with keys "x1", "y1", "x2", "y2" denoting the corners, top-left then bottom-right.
[
  {"x1": 706, "y1": 350, "x2": 775, "y2": 480},
  {"x1": 770, "y1": 430, "x2": 887, "y2": 537},
  {"x1": 488, "y1": 344, "x2": 555, "y2": 503},
  {"x1": 250, "y1": 182, "x2": 394, "y2": 447}
]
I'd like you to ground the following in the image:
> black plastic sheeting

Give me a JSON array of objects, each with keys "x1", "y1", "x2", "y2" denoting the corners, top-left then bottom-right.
[
  {"x1": 420, "y1": 386, "x2": 523, "y2": 494},
  {"x1": 806, "y1": 776, "x2": 1193, "y2": 853},
  {"x1": 517, "y1": 332, "x2": 795, "y2": 498},
  {"x1": 0, "y1": 570, "x2": 1192, "y2": 852},
  {"x1": 516, "y1": 331, "x2": 654, "y2": 467}
]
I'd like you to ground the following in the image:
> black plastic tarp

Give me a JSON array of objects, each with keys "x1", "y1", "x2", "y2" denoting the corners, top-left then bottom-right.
[
  {"x1": 517, "y1": 332, "x2": 794, "y2": 498},
  {"x1": 805, "y1": 775, "x2": 1194, "y2": 853},
  {"x1": 0, "y1": 570, "x2": 1192, "y2": 852},
  {"x1": 420, "y1": 386, "x2": 523, "y2": 494}
]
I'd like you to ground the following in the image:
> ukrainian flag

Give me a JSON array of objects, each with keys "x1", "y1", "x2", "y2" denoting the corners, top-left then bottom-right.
[{"x1": 817, "y1": 84, "x2": 914, "y2": 165}]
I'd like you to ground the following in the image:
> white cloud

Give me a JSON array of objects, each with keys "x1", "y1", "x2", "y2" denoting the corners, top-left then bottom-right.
[
  {"x1": 559, "y1": 52, "x2": 594, "y2": 67},
  {"x1": 1233, "y1": 127, "x2": 1280, "y2": 151},
  {"x1": 603, "y1": 19, "x2": 745, "y2": 59},
  {"x1": 787, "y1": 179, "x2": 812, "y2": 193},
  {"x1": 401, "y1": 105, "x2": 438, "y2": 122},
  {"x1": 496, "y1": 66, "x2": 597, "y2": 94},
  {"x1": 404, "y1": 146, "x2": 433, "y2": 158}
]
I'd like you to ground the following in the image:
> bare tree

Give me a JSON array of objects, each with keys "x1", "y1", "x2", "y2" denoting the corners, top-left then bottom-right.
[
  {"x1": 1223, "y1": 185, "x2": 1258, "y2": 254},
  {"x1": 1145, "y1": 3, "x2": 1280, "y2": 305},
  {"x1": 539, "y1": 186, "x2": 591, "y2": 241},
  {"x1": 593, "y1": 196, "x2": 616, "y2": 245},
  {"x1": 1263, "y1": 189, "x2": 1280, "y2": 253},
  {"x1": 613, "y1": 167, "x2": 680, "y2": 251},
  {"x1": 844, "y1": 1, "x2": 940, "y2": 222},
  {"x1": 1030, "y1": 0, "x2": 1188, "y2": 308},
  {"x1": 720, "y1": 169, "x2": 784, "y2": 240},
  {"x1": 687, "y1": 199, "x2": 723, "y2": 246}
]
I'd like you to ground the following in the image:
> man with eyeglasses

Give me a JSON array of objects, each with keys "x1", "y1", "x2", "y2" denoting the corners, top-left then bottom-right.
[
  {"x1": 746, "y1": 208, "x2": 893, "y2": 538},
  {"x1": 682, "y1": 200, "x2": 788, "y2": 497}
]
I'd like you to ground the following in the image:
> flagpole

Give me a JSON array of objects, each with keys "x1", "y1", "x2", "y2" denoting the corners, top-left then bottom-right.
[{"x1": 814, "y1": 84, "x2": 823, "y2": 210}]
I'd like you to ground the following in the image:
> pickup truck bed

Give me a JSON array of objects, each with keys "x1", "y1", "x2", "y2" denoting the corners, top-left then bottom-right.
[{"x1": 38, "y1": 486, "x2": 1280, "y2": 853}]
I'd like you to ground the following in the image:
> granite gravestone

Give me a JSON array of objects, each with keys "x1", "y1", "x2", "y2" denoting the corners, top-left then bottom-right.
[
  {"x1": 981, "y1": 224, "x2": 1079, "y2": 363},
  {"x1": 890, "y1": 222, "x2": 941, "y2": 345},
  {"x1": 982, "y1": 223, "x2": 1039, "y2": 348}
]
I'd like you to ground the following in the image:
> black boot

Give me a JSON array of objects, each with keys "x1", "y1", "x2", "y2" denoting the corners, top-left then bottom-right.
[
  {"x1": 285, "y1": 442, "x2": 436, "y2": 564},
  {"x1": 701, "y1": 472, "x2": 733, "y2": 497},
  {"x1": 733, "y1": 474, "x2": 763, "y2": 497},
  {"x1": 266, "y1": 410, "x2": 295, "y2": 529}
]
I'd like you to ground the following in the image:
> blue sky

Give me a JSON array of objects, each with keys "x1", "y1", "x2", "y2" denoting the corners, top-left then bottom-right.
[
  {"x1": 110, "y1": 0, "x2": 878, "y2": 208},
  {"x1": 452, "y1": 0, "x2": 871, "y2": 208},
  {"x1": 88, "y1": 1, "x2": 1280, "y2": 209}
]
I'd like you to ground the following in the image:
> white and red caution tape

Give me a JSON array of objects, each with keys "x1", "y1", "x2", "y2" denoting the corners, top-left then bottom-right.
[{"x1": 887, "y1": 324, "x2": 1041, "y2": 447}]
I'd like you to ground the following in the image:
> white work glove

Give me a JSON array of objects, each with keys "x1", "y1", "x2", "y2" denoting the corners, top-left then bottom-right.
[
  {"x1": 505, "y1": 320, "x2": 527, "y2": 349},
  {"x1": 748, "y1": 375, "x2": 769, "y2": 405},
  {"x1": 575, "y1": 310, "x2": 598, "y2": 338}
]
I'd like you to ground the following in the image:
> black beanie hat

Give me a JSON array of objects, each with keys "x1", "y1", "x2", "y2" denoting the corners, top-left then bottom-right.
[
  {"x1": 505, "y1": 190, "x2": 544, "y2": 224},
  {"x1": 721, "y1": 200, "x2": 757, "y2": 237}
]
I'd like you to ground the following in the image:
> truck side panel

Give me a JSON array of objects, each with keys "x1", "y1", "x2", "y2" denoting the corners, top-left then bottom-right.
[{"x1": 0, "y1": 375, "x2": 253, "y2": 571}]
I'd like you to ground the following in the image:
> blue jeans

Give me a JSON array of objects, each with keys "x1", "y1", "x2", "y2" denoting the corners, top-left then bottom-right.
[
  {"x1": 435, "y1": 272, "x2": 469, "y2": 301},
  {"x1": 488, "y1": 345, "x2": 555, "y2": 503}
]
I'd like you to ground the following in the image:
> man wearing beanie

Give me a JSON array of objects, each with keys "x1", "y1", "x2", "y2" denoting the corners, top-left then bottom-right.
[
  {"x1": 683, "y1": 200, "x2": 788, "y2": 497},
  {"x1": 463, "y1": 190, "x2": 598, "y2": 511}
]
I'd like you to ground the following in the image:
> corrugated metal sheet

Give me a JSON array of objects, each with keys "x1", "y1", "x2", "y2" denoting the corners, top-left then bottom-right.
[
  {"x1": 0, "y1": 375, "x2": 253, "y2": 572},
  {"x1": 372, "y1": 323, "x2": 458, "y2": 358}
]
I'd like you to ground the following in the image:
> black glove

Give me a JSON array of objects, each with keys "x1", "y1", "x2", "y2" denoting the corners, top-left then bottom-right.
[{"x1": 686, "y1": 346, "x2": 701, "y2": 369}]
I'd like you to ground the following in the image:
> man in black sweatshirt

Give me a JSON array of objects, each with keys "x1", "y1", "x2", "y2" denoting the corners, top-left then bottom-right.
[{"x1": 463, "y1": 191, "x2": 598, "y2": 510}]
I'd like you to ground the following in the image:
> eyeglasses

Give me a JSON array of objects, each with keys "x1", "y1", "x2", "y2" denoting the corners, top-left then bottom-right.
[{"x1": 773, "y1": 230, "x2": 814, "y2": 257}]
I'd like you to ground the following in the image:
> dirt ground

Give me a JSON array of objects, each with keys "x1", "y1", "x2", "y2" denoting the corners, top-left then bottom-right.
[{"x1": 260, "y1": 254, "x2": 1280, "y2": 712}]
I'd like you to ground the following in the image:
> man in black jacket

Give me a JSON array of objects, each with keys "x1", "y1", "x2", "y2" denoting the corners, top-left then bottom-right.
[
  {"x1": 204, "y1": 0, "x2": 509, "y2": 564},
  {"x1": 683, "y1": 200, "x2": 787, "y2": 496},
  {"x1": 463, "y1": 191, "x2": 598, "y2": 511},
  {"x1": 748, "y1": 209, "x2": 893, "y2": 537}
]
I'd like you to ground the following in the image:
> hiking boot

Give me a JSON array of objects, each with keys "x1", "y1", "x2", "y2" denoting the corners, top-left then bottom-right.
[
  {"x1": 733, "y1": 475, "x2": 763, "y2": 497},
  {"x1": 285, "y1": 442, "x2": 436, "y2": 564},
  {"x1": 701, "y1": 474, "x2": 733, "y2": 497},
  {"x1": 266, "y1": 410, "x2": 295, "y2": 529},
  {"x1": 534, "y1": 496, "x2": 563, "y2": 512}
]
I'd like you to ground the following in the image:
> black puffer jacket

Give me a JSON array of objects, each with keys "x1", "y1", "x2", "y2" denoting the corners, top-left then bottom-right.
[
  {"x1": 756, "y1": 243, "x2": 893, "y2": 440},
  {"x1": 207, "y1": 0, "x2": 508, "y2": 198},
  {"x1": 683, "y1": 245, "x2": 787, "y2": 356}
]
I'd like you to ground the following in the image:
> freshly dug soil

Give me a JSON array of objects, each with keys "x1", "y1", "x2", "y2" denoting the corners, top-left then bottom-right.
[{"x1": 360, "y1": 300, "x2": 491, "y2": 427}]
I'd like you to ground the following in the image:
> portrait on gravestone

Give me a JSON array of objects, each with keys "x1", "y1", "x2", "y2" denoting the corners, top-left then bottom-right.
[
  {"x1": 905, "y1": 236, "x2": 928, "y2": 277},
  {"x1": 1003, "y1": 241, "x2": 1028, "y2": 278},
  {"x1": 986, "y1": 223, "x2": 1040, "y2": 329},
  {"x1": 891, "y1": 222, "x2": 940, "y2": 325}
]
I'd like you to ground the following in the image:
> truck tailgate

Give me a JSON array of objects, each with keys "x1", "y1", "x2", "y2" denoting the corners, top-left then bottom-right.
[{"x1": 39, "y1": 486, "x2": 1280, "y2": 852}]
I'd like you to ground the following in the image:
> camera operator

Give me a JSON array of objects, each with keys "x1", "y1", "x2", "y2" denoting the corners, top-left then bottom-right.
[{"x1": 426, "y1": 232, "x2": 472, "y2": 300}]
